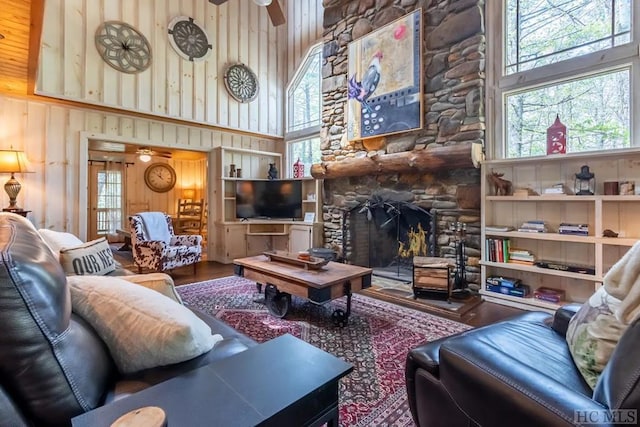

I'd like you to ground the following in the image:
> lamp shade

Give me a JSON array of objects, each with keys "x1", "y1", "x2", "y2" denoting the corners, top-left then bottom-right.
[
  {"x1": 182, "y1": 188, "x2": 196, "y2": 199},
  {"x1": 253, "y1": 0, "x2": 272, "y2": 5},
  {"x1": 0, "y1": 150, "x2": 32, "y2": 173}
]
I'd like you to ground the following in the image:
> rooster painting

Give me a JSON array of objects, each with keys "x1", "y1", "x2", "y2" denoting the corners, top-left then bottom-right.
[
  {"x1": 346, "y1": 9, "x2": 421, "y2": 141},
  {"x1": 348, "y1": 50, "x2": 383, "y2": 114}
]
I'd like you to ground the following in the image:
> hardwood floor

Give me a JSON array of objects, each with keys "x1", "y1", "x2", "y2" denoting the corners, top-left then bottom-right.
[{"x1": 163, "y1": 260, "x2": 524, "y2": 328}]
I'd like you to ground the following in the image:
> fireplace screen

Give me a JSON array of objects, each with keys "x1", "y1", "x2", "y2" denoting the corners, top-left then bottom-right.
[{"x1": 346, "y1": 197, "x2": 434, "y2": 281}]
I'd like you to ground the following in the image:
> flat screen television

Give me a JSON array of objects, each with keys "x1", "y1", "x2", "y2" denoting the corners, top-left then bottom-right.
[{"x1": 235, "y1": 179, "x2": 303, "y2": 220}]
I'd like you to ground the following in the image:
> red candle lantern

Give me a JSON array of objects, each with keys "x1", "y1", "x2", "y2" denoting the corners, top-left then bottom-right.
[
  {"x1": 293, "y1": 158, "x2": 304, "y2": 178},
  {"x1": 547, "y1": 114, "x2": 567, "y2": 155}
]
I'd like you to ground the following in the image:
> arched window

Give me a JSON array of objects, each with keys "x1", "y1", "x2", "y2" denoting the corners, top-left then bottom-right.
[{"x1": 285, "y1": 43, "x2": 322, "y2": 177}]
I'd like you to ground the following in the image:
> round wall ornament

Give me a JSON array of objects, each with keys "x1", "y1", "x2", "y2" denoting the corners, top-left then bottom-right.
[
  {"x1": 95, "y1": 21, "x2": 152, "y2": 74},
  {"x1": 167, "y1": 16, "x2": 212, "y2": 62},
  {"x1": 224, "y1": 63, "x2": 259, "y2": 103}
]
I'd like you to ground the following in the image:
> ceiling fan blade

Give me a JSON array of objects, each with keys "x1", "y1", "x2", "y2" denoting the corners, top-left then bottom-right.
[
  {"x1": 266, "y1": 1, "x2": 286, "y2": 26},
  {"x1": 208, "y1": 0, "x2": 229, "y2": 5}
]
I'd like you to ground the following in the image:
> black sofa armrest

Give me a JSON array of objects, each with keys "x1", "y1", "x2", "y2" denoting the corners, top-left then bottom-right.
[
  {"x1": 0, "y1": 384, "x2": 28, "y2": 427},
  {"x1": 552, "y1": 304, "x2": 582, "y2": 336}
]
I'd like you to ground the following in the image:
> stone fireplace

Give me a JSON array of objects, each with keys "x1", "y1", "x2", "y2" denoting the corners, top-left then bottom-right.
[{"x1": 315, "y1": 0, "x2": 486, "y2": 288}]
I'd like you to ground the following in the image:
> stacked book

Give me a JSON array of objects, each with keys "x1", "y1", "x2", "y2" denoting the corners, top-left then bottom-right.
[
  {"x1": 533, "y1": 287, "x2": 565, "y2": 303},
  {"x1": 485, "y1": 276, "x2": 531, "y2": 298},
  {"x1": 558, "y1": 223, "x2": 589, "y2": 235},
  {"x1": 508, "y1": 247, "x2": 535, "y2": 265},
  {"x1": 518, "y1": 220, "x2": 548, "y2": 233},
  {"x1": 542, "y1": 184, "x2": 567, "y2": 195}
]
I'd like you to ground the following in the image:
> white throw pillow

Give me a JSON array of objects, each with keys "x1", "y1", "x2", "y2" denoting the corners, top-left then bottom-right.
[
  {"x1": 68, "y1": 275, "x2": 222, "y2": 374},
  {"x1": 59, "y1": 237, "x2": 116, "y2": 276},
  {"x1": 38, "y1": 228, "x2": 84, "y2": 258}
]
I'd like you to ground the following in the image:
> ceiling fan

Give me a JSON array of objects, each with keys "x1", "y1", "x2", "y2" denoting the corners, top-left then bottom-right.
[
  {"x1": 131, "y1": 147, "x2": 173, "y2": 163},
  {"x1": 209, "y1": 0, "x2": 286, "y2": 27}
]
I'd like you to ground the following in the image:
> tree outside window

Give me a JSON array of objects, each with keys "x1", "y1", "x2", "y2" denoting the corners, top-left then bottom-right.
[
  {"x1": 488, "y1": 0, "x2": 637, "y2": 159},
  {"x1": 286, "y1": 43, "x2": 322, "y2": 177}
]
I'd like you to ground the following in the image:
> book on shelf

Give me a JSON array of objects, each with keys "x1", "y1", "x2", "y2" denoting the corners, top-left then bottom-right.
[
  {"x1": 533, "y1": 287, "x2": 565, "y2": 303},
  {"x1": 518, "y1": 220, "x2": 549, "y2": 233},
  {"x1": 485, "y1": 225, "x2": 515, "y2": 232},
  {"x1": 485, "y1": 282, "x2": 531, "y2": 298},
  {"x1": 508, "y1": 259, "x2": 535, "y2": 266},
  {"x1": 558, "y1": 223, "x2": 589, "y2": 235},
  {"x1": 534, "y1": 260, "x2": 595, "y2": 275},
  {"x1": 542, "y1": 184, "x2": 570, "y2": 195},
  {"x1": 486, "y1": 275, "x2": 521, "y2": 288},
  {"x1": 485, "y1": 238, "x2": 510, "y2": 262},
  {"x1": 512, "y1": 187, "x2": 539, "y2": 197}
]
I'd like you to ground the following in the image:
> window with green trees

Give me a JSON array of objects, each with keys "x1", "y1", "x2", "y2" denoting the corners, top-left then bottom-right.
[
  {"x1": 488, "y1": 0, "x2": 638, "y2": 159},
  {"x1": 286, "y1": 43, "x2": 322, "y2": 177}
]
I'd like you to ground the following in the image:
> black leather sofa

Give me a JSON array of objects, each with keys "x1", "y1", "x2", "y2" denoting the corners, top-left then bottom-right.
[
  {"x1": 405, "y1": 306, "x2": 640, "y2": 426},
  {"x1": 0, "y1": 213, "x2": 257, "y2": 426}
]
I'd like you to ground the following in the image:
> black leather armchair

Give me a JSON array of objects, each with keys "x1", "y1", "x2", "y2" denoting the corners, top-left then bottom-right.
[{"x1": 405, "y1": 306, "x2": 640, "y2": 427}]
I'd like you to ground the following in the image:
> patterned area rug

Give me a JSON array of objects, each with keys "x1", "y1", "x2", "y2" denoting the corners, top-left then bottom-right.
[{"x1": 177, "y1": 276, "x2": 471, "y2": 427}]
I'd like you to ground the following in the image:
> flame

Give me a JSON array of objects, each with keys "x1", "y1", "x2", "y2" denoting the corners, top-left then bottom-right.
[{"x1": 398, "y1": 223, "x2": 428, "y2": 258}]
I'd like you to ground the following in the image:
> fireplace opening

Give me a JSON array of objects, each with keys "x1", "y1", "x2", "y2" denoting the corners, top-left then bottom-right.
[{"x1": 344, "y1": 194, "x2": 435, "y2": 282}]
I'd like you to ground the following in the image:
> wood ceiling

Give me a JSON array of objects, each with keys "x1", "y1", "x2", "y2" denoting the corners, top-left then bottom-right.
[{"x1": 0, "y1": 0, "x2": 41, "y2": 96}]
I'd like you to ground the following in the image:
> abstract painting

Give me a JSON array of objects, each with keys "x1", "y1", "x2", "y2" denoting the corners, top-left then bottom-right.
[{"x1": 347, "y1": 9, "x2": 423, "y2": 141}]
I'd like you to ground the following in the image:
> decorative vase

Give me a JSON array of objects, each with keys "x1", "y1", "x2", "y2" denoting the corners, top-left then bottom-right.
[{"x1": 268, "y1": 163, "x2": 278, "y2": 180}]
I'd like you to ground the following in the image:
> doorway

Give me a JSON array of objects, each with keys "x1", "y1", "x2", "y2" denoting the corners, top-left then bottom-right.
[{"x1": 88, "y1": 162, "x2": 124, "y2": 241}]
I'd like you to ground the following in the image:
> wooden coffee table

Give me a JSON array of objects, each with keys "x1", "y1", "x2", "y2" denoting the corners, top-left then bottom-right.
[{"x1": 234, "y1": 253, "x2": 372, "y2": 326}]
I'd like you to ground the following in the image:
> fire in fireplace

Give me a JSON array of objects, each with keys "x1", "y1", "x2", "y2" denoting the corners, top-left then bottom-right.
[{"x1": 344, "y1": 193, "x2": 435, "y2": 282}]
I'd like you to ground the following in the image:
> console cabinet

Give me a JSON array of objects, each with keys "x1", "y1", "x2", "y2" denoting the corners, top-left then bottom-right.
[
  {"x1": 211, "y1": 147, "x2": 323, "y2": 263},
  {"x1": 481, "y1": 148, "x2": 640, "y2": 312}
]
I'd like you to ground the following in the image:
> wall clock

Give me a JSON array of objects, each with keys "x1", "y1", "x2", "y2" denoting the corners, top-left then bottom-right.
[
  {"x1": 168, "y1": 16, "x2": 212, "y2": 62},
  {"x1": 95, "y1": 21, "x2": 152, "y2": 74},
  {"x1": 224, "y1": 63, "x2": 259, "y2": 103},
  {"x1": 144, "y1": 163, "x2": 176, "y2": 193}
]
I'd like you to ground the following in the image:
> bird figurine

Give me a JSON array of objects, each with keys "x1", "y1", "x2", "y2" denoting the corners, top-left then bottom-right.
[{"x1": 348, "y1": 50, "x2": 383, "y2": 114}]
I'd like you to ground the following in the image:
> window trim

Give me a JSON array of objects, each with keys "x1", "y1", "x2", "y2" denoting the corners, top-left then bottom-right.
[
  {"x1": 285, "y1": 41, "x2": 323, "y2": 139},
  {"x1": 486, "y1": 1, "x2": 640, "y2": 160}
]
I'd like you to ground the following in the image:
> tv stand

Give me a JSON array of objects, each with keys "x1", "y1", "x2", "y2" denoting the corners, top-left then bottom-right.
[
  {"x1": 212, "y1": 146, "x2": 323, "y2": 263},
  {"x1": 213, "y1": 220, "x2": 322, "y2": 264}
]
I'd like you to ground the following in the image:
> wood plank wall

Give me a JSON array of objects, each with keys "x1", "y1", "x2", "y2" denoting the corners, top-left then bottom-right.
[
  {"x1": 286, "y1": 0, "x2": 324, "y2": 82},
  {"x1": 0, "y1": 0, "x2": 324, "y2": 238},
  {"x1": 0, "y1": 95, "x2": 277, "y2": 239},
  {"x1": 37, "y1": 0, "x2": 286, "y2": 136}
]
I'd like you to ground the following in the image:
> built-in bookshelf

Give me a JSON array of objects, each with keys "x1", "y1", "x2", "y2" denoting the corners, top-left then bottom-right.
[
  {"x1": 211, "y1": 146, "x2": 323, "y2": 263},
  {"x1": 481, "y1": 148, "x2": 640, "y2": 312}
]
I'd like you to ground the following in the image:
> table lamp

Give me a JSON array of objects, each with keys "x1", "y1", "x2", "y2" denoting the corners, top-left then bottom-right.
[
  {"x1": 0, "y1": 150, "x2": 33, "y2": 211},
  {"x1": 182, "y1": 188, "x2": 196, "y2": 200}
]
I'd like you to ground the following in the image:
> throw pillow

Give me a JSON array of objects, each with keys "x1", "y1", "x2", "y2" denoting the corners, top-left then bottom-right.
[
  {"x1": 68, "y1": 275, "x2": 222, "y2": 374},
  {"x1": 37, "y1": 228, "x2": 84, "y2": 258},
  {"x1": 566, "y1": 286, "x2": 627, "y2": 388},
  {"x1": 120, "y1": 273, "x2": 183, "y2": 305},
  {"x1": 59, "y1": 237, "x2": 117, "y2": 276}
]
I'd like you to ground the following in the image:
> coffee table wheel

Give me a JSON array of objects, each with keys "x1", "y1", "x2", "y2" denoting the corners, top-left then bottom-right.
[
  {"x1": 332, "y1": 309, "x2": 348, "y2": 327},
  {"x1": 265, "y1": 284, "x2": 291, "y2": 318}
]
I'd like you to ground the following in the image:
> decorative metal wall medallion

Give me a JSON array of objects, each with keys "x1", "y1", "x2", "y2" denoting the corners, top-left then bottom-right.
[
  {"x1": 224, "y1": 63, "x2": 259, "y2": 103},
  {"x1": 95, "y1": 21, "x2": 152, "y2": 74},
  {"x1": 168, "y1": 16, "x2": 212, "y2": 62}
]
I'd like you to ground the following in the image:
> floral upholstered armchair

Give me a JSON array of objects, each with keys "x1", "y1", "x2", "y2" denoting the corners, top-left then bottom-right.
[{"x1": 129, "y1": 212, "x2": 202, "y2": 274}]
